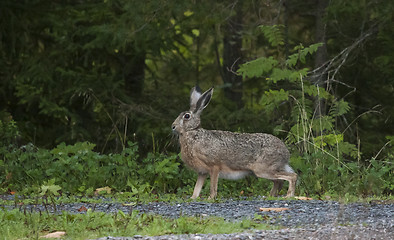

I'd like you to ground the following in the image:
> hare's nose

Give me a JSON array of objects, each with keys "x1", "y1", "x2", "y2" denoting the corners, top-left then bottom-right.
[{"x1": 172, "y1": 125, "x2": 176, "y2": 131}]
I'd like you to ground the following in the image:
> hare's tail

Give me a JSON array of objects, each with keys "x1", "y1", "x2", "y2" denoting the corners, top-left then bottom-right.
[{"x1": 285, "y1": 164, "x2": 295, "y2": 173}]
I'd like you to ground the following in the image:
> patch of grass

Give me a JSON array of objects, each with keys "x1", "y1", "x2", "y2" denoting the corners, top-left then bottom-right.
[
  {"x1": 0, "y1": 208, "x2": 276, "y2": 239},
  {"x1": 297, "y1": 191, "x2": 394, "y2": 204}
]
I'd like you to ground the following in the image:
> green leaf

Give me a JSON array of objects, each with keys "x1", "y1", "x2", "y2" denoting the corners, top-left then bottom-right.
[
  {"x1": 304, "y1": 85, "x2": 330, "y2": 99},
  {"x1": 337, "y1": 141, "x2": 358, "y2": 158},
  {"x1": 311, "y1": 116, "x2": 334, "y2": 133},
  {"x1": 40, "y1": 179, "x2": 62, "y2": 196},
  {"x1": 191, "y1": 29, "x2": 200, "y2": 37},
  {"x1": 184, "y1": 10, "x2": 194, "y2": 17},
  {"x1": 270, "y1": 68, "x2": 293, "y2": 83},
  {"x1": 286, "y1": 43, "x2": 323, "y2": 67},
  {"x1": 329, "y1": 100, "x2": 350, "y2": 117},
  {"x1": 259, "y1": 25, "x2": 284, "y2": 47},
  {"x1": 261, "y1": 89, "x2": 289, "y2": 105},
  {"x1": 260, "y1": 89, "x2": 289, "y2": 112},
  {"x1": 289, "y1": 68, "x2": 309, "y2": 82},
  {"x1": 314, "y1": 133, "x2": 343, "y2": 148},
  {"x1": 237, "y1": 56, "x2": 278, "y2": 78}
]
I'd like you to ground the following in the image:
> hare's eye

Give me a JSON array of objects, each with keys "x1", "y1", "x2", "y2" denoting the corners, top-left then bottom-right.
[{"x1": 184, "y1": 113, "x2": 191, "y2": 120}]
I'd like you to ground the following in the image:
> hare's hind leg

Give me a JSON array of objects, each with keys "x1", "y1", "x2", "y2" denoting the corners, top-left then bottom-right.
[
  {"x1": 273, "y1": 172, "x2": 297, "y2": 197},
  {"x1": 253, "y1": 170, "x2": 297, "y2": 197},
  {"x1": 270, "y1": 180, "x2": 284, "y2": 197},
  {"x1": 191, "y1": 174, "x2": 207, "y2": 199}
]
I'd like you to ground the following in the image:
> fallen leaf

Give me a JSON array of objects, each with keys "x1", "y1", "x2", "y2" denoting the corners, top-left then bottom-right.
[
  {"x1": 94, "y1": 186, "x2": 112, "y2": 195},
  {"x1": 77, "y1": 206, "x2": 87, "y2": 212},
  {"x1": 122, "y1": 202, "x2": 137, "y2": 207},
  {"x1": 259, "y1": 207, "x2": 290, "y2": 212},
  {"x1": 41, "y1": 231, "x2": 66, "y2": 239},
  {"x1": 295, "y1": 196, "x2": 313, "y2": 200}
]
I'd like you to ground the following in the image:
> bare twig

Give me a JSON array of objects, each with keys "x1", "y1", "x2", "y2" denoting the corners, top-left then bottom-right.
[
  {"x1": 310, "y1": 25, "x2": 377, "y2": 90},
  {"x1": 342, "y1": 109, "x2": 381, "y2": 135},
  {"x1": 373, "y1": 141, "x2": 392, "y2": 161},
  {"x1": 226, "y1": 57, "x2": 241, "y2": 75}
]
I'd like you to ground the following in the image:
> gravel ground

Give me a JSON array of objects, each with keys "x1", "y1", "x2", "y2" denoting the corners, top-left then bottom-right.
[{"x1": 2, "y1": 197, "x2": 393, "y2": 239}]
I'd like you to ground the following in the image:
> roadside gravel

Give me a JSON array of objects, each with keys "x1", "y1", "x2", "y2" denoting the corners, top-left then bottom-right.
[
  {"x1": 2, "y1": 197, "x2": 393, "y2": 239},
  {"x1": 94, "y1": 224, "x2": 392, "y2": 240}
]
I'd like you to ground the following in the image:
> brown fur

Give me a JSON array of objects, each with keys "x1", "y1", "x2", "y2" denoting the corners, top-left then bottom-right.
[{"x1": 172, "y1": 87, "x2": 297, "y2": 199}]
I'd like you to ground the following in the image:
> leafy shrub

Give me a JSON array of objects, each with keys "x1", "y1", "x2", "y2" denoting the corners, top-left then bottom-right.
[
  {"x1": 0, "y1": 141, "x2": 193, "y2": 196},
  {"x1": 292, "y1": 152, "x2": 393, "y2": 197},
  {"x1": 138, "y1": 152, "x2": 180, "y2": 193}
]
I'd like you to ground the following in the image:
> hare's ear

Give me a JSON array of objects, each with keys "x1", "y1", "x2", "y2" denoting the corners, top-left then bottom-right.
[
  {"x1": 190, "y1": 86, "x2": 203, "y2": 112},
  {"x1": 193, "y1": 87, "x2": 213, "y2": 115}
]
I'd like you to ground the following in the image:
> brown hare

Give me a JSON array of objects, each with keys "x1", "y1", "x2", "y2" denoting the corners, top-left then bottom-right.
[{"x1": 172, "y1": 86, "x2": 297, "y2": 199}]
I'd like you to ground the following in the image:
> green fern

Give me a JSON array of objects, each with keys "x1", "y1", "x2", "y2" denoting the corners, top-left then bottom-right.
[
  {"x1": 286, "y1": 43, "x2": 324, "y2": 67},
  {"x1": 311, "y1": 116, "x2": 334, "y2": 133},
  {"x1": 303, "y1": 84, "x2": 331, "y2": 99},
  {"x1": 329, "y1": 99, "x2": 351, "y2": 117},
  {"x1": 314, "y1": 133, "x2": 343, "y2": 147},
  {"x1": 259, "y1": 25, "x2": 284, "y2": 47},
  {"x1": 289, "y1": 68, "x2": 309, "y2": 82},
  {"x1": 270, "y1": 68, "x2": 293, "y2": 83},
  {"x1": 237, "y1": 56, "x2": 278, "y2": 78},
  {"x1": 260, "y1": 89, "x2": 289, "y2": 112}
]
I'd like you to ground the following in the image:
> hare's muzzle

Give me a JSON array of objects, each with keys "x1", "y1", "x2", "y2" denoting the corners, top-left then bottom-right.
[{"x1": 172, "y1": 124, "x2": 177, "y2": 133}]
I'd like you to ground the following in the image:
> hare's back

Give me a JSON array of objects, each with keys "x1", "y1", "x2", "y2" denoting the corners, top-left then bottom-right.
[
  {"x1": 200, "y1": 130, "x2": 290, "y2": 166},
  {"x1": 208, "y1": 130, "x2": 287, "y2": 150},
  {"x1": 200, "y1": 130, "x2": 288, "y2": 154}
]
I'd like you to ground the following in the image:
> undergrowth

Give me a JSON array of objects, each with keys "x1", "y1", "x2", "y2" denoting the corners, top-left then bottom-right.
[{"x1": 0, "y1": 139, "x2": 392, "y2": 200}]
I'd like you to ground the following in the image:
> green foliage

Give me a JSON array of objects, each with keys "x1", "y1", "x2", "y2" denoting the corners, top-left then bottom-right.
[
  {"x1": 329, "y1": 100, "x2": 351, "y2": 117},
  {"x1": 0, "y1": 138, "x2": 392, "y2": 198},
  {"x1": 239, "y1": 25, "x2": 359, "y2": 160},
  {"x1": 0, "y1": 112, "x2": 19, "y2": 147},
  {"x1": 286, "y1": 43, "x2": 324, "y2": 67},
  {"x1": 238, "y1": 24, "x2": 393, "y2": 197},
  {"x1": 238, "y1": 28, "x2": 322, "y2": 85},
  {"x1": 237, "y1": 56, "x2": 278, "y2": 79},
  {"x1": 138, "y1": 153, "x2": 180, "y2": 193},
  {"x1": 303, "y1": 85, "x2": 330, "y2": 99},
  {"x1": 40, "y1": 179, "x2": 61, "y2": 197},
  {"x1": 292, "y1": 153, "x2": 393, "y2": 196},
  {"x1": 260, "y1": 89, "x2": 289, "y2": 113},
  {"x1": 0, "y1": 142, "x2": 188, "y2": 195},
  {"x1": 259, "y1": 25, "x2": 284, "y2": 47}
]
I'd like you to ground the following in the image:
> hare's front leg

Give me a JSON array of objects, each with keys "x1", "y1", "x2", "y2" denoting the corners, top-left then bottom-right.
[
  {"x1": 208, "y1": 167, "x2": 220, "y2": 200},
  {"x1": 191, "y1": 174, "x2": 207, "y2": 199}
]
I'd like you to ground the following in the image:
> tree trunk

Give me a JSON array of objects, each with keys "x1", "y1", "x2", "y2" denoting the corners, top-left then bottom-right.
[
  {"x1": 123, "y1": 51, "x2": 145, "y2": 101},
  {"x1": 313, "y1": 0, "x2": 329, "y2": 117},
  {"x1": 222, "y1": 1, "x2": 243, "y2": 109}
]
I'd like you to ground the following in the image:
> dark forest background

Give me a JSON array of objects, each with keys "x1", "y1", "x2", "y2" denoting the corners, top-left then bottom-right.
[{"x1": 0, "y1": 0, "x2": 393, "y2": 196}]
